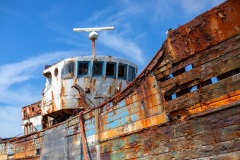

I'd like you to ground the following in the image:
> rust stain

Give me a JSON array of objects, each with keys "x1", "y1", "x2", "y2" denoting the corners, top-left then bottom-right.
[
  {"x1": 166, "y1": 0, "x2": 240, "y2": 63},
  {"x1": 187, "y1": 90, "x2": 240, "y2": 115},
  {"x1": 99, "y1": 113, "x2": 168, "y2": 141},
  {"x1": 1, "y1": 0, "x2": 240, "y2": 159},
  {"x1": 51, "y1": 91, "x2": 56, "y2": 111},
  {"x1": 22, "y1": 101, "x2": 41, "y2": 120}
]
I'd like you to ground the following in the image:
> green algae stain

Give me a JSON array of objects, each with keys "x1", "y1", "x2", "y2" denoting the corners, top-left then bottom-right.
[
  {"x1": 112, "y1": 139, "x2": 125, "y2": 151},
  {"x1": 128, "y1": 134, "x2": 138, "y2": 144},
  {"x1": 111, "y1": 151, "x2": 125, "y2": 160}
]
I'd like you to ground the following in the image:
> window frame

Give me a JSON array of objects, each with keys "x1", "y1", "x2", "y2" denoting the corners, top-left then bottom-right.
[
  {"x1": 62, "y1": 60, "x2": 75, "y2": 79},
  {"x1": 77, "y1": 61, "x2": 90, "y2": 77},
  {"x1": 128, "y1": 65, "x2": 136, "y2": 82},
  {"x1": 92, "y1": 61, "x2": 104, "y2": 77},
  {"x1": 106, "y1": 62, "x2": 116, "y2": 78},
  {"x1": 118, "y1": 63, "x2": 127, "y2": 80}
]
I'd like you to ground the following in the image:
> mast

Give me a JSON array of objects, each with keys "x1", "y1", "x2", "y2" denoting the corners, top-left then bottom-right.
[{"x1": 73, "y1": 27, "x2": 114, "y2": 59}]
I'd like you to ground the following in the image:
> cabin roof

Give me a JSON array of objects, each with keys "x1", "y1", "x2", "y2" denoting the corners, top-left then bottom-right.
[{"x1": 42, "y1": 55, "x2": 138, "y2": 74}]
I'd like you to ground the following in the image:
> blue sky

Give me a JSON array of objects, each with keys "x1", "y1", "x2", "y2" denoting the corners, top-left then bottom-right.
[{"x1": 0, "y1": 0, "x2": 224, "y2": 138}]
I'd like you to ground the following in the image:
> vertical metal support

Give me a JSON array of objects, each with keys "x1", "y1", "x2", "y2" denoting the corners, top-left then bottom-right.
[
  {"x1": 79, "y1": 111, "x2": 89, "y2": 160},
  {"x1": 95, "y1": 108, "x2": 101, "y2": 160},
  {"x1": 64, "y1": 120, "x2": 69, "y2": 159},
  {"x1": 91, "y1": 39, "x2": 96, "y2": 59}
]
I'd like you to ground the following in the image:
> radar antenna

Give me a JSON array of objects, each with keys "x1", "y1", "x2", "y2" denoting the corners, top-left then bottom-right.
[{"x1": 73, "y1": 27, "x2": 114, "y2": 58}]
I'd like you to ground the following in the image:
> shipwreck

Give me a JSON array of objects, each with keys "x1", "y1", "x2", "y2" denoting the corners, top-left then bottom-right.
[{"x1": 0, "y1": 0, "x2": 240, "y2": 159}]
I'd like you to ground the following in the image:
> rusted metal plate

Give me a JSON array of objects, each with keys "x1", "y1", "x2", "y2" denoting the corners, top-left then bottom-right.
[
  {"x1": 99, "y1": 105, "x2": 240, "y2": 159},
  {"x1": 22, "y1": 101, "x2": 41, "y2": 120},
  {"x1": 166, "y1": 0, "x2": 240, "y2": 63},
  {"x1": 156, "y1": 34, "x2": 240, "y2": 81},
  {"x1": 166, "y1": 73, "x2": 240, "y2": 113},
  {"x1": 162, "y1": 45, "x2": 240, "y2": 89}
]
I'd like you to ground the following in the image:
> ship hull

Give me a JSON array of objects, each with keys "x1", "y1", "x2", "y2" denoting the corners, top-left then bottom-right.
[{"x1": 1, "y1": 0, "x2": 240, "y2": 159}]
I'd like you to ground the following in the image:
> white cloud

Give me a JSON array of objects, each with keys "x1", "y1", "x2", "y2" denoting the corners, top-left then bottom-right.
[
  {"x1": 0, "y1": 106, "x2": 22, "y2": 138},
  {"x1": 179, "y1": 0, "x2": 225, "y2": 15},
  {"x1": 0, "y1": 7, "x2": 29, "y2": 20},
  {"x1": 100, "y1": 32, "x2": 145, "y2": 64}
]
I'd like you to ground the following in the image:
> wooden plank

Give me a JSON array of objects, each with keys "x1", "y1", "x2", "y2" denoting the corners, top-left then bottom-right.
[
  {"x1": 99, "y1": 113, "x2": 168, "y2": 141},
  {"x1": 166, "y1": 73, "x2": 240, "y2": 112},
  {"x1": 99, "y1": 105, "x2": 240, "y2": 159},
  {"x1": 155, "y1": 34, "x2": 240, "y2": 80},
  {"x1": 161, "y1": 48, "x2": 240, "y2": 89},
  {"x1": 99, "y1": 95, "x2": 163, "y2": 128}
]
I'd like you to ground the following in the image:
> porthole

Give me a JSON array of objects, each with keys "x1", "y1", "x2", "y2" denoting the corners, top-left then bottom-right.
[{"x1": 54, "y1": 68, "x2": 58, "y2": 77}]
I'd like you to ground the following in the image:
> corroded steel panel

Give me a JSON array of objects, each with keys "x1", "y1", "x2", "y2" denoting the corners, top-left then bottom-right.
[
  {"x1": 99, "y1": 105, "x2": 240, "y2": 160},
  {"x1": 166, "y1": 0, "x2": 240, "y2": 63},
  {"x1": 22, "y1": 101, "x2": 41, "y2": 120}
]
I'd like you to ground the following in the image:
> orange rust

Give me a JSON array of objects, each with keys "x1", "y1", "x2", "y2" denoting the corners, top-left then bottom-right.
[
  {"x1": 60, "y1": 81, "x2": 65, "y2": 97},
  {"x1": 187, "y1": 90, "x2": 240, "y2": 115},
  {"x1": 99, "y1": 113, "x2": 168, "y2": 141},
  {"x1": 79, "y1": 111, "x2": 89, "y2": 160},
  {"x1": 22, "y1": 101, "x2": 41, "y2": 120},
  {"x1": 13, "y1": 139, "x2": 35, "y2": 159},
  {"x1": 93, "y1": 78, "x2": 96, "y2": 91},
  {"x1": 51, "y1": 91, "x2": 56, "y2": 111},
  {"x1": 167, "y1": 0, "x2": 240, "y2": 63}
]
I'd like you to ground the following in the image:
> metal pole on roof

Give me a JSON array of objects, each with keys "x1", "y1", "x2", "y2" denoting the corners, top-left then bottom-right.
[{"x1": 73, "y1": 27, "x2": 114, "y2": 59}]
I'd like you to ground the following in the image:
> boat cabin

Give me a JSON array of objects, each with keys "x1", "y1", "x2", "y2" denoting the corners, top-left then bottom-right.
[{"x1": 41, "y1": 55, "x2": 137, "y2": 127}]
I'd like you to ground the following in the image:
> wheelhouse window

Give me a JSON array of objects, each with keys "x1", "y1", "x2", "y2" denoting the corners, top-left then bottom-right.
[
  {"x1": 78, "y1": 61, "x2": 89, "y2": 76},
  {"x1": 43, "y1": 72, "x2": 52, "y2": 93},
  {"x1": 118, "y1": 63, "x2": 127, "y2": 79},
  {"x1": 93, "y1": 62, "x2": 103, "y2": 76},
  {"x1": 128, "y1": 66, "x2": 136, "y2": 82},
  {"x1": 106, "y1": 62, "x2": 116, "y2": 78},
  {"x1": 62, "y1": 61, "x2": 75, "y2": 79}
]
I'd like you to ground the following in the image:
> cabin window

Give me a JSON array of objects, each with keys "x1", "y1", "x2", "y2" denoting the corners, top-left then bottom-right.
[
  {"x1": 93, "y1": 62, "x2": 103, "y2": 76},
  {"x1": 43, "y1": 72, "x2": 52, "y2": 93},
  {"x1": 128, "y1": 66, "x2": 136, "y2": 82},
  {"x1": 106, "y1": 62, "x2": 116, "y2": 78},
  {"x1": 62, "y1": 61, "x2": 75, "y2": 79},
  {"x1": 118, "y1": 63, "x2": 127, "y2": 79},
  {"x1": 78, "y1": 61, "x2": 89, "y2": 76}
]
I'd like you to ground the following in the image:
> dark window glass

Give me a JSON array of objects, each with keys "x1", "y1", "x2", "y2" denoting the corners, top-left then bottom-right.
[
  {"x1": 93, "y1": 62, "x2": 103, "y2": 76},
  {"x1": 106, "y1": 62, "x2": 116, "y2": 77},
  {"x1": 128, "y1": 66, "x2": 136, "y2": 81},
  {"x1": 118, "y1": 63, "x2": 127, "y2": 79},
  {"x1": 78, "y1": 62, "x2": 89, "y2": 76},
  {"x1": 62, "y1": 61, "x2": 75, "y2": 79}
]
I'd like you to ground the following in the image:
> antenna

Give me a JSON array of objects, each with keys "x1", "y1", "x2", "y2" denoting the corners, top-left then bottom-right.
[{"x1": 73, "y1": 27, "x2": 114, "y2": 58}]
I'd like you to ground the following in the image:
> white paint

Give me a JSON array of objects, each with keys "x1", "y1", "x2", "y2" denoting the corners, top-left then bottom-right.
[
  {"x1": 73, "y1": 27, "x2": 114, "y2": 32},
  {"x1": 41, "y1": 56, "x2": 138, "y2": 116}
]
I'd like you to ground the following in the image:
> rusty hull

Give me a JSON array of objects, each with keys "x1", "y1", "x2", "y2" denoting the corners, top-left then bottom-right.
[
  {"x1": 22, "y1": 101, "x2": 41, "y2": 120},
  {"x1": 166, "y1": 0, "x2": 240, "y2": 63},
  {"x1": 1, "y1": 0, "x2": 240, "y2": 159}
]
